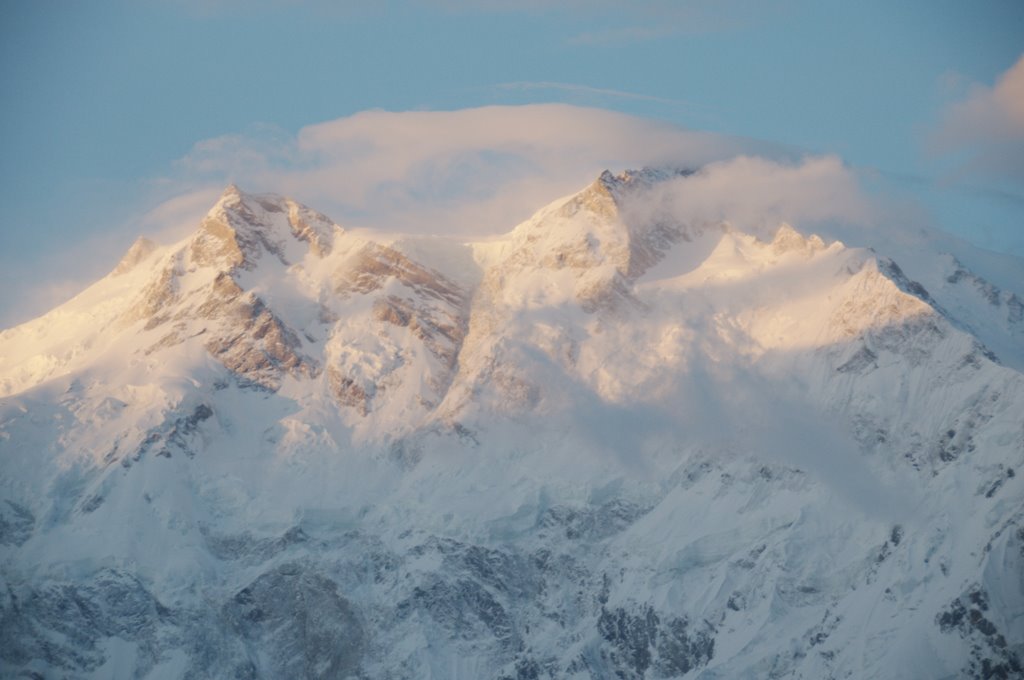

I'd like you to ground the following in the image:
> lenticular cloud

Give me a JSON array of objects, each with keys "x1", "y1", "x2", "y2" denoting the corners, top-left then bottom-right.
[{"x1": 166, "y1": 104, "x2": 800, "y2": 237}]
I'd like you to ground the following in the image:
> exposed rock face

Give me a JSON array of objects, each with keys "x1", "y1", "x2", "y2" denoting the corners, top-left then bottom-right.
[
  {"x1": 327, "y1": 242, "x2": 472, "y2": 417},
  {"x1": 125, "y1": 260, "x2": 181, "y2": 326},
  {"x1": 279, "y1": 199, "x2": 336, "y2": 258},
  {"x1": 937, "y1": 254, "x2": 1024, "y2": 373},
  {"x1": 595, "y1": 605, "x2": 715, "y2": 679},
  {"x1": 336, "y1": 243, "x2": 465, "y2": 304},
  {"x1": 937, "y1": 585, "x2": 1023, "y2": 680},
  {"x1": 225, "y1": 563, "x2": 365, "y2": 679},
  {"x1": 118, "y1": 189, "x2": 330, "y2": 390},
  {"x1": 125, "y1": 403, "x2": 213, "y2": 466},
  {"x1": 190, "y1": 185, "x2": 337, "y2": 270},
  {"x1": 0, "y1": 516, "x2": 721, "y2": 680},
  {"x1": 337, "y1": 242, "x2": 469, "y2": 372},
  {"x1": 203, "y1": 293, "x2": 318, "y2": 391},
  {"x1": 0, "y1": 569, "x2": 172, "y2": 676},
  {"x1": 948, "y1": 256, "x2": 1010, "y2": 309},
  {"x1": 189, "y1": 212, "x2": 249, "y2": 270},
  {"x1": 0, "y1": 501, "x2": 34, "y2": 547},
  {"x1": 771, "y1": 223, "x2": 825, "y2": 257},
  {"x1": 129, "y1": 267, "x2": 318, "y2": 390}
]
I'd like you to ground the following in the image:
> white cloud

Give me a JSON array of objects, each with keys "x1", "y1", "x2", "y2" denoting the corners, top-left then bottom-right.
[
  {"x1": 622, "y1": 155, "x2": 874, "y2": 235},
  {"x1": 135, "y1": 186, "x2": 227, "y2": 245},
  {"x1": 162, "y1": 104, "x2": 791, "y2": 238},
  {"x1": 0, "y1": 278, "x2": 90, "y2": 330},
  {"x1": 931, "y1": 54, "x2": 1024, "y2": 183}
]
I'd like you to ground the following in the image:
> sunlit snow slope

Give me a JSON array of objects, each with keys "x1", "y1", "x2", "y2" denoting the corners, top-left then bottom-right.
[{"x1": 1, "y1": 171, "x2": 1022, "y2": 679}]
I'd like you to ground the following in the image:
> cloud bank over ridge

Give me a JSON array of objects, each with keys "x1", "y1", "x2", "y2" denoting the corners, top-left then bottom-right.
[
  {"x1": 158, "y1": 104, "x2": 872, "y2": 241},
  {"x1": 5, "y1": 105, "x2": 886, "y2": 327}
]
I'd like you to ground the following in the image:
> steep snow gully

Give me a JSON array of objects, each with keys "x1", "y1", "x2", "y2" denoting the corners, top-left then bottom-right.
[{"x1": 1, "y1": 169, "x2": 1022, "y2": 679}]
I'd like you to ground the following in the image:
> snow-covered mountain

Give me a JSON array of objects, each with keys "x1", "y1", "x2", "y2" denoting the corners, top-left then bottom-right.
[{"x1": 1, "y1": 169, "x2": 1022, "y2": 679}]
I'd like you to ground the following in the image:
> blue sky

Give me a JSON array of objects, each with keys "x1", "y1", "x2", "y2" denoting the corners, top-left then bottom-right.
[{"x1": 1, "y1": 0, "x2": 1022, "y2": 325}]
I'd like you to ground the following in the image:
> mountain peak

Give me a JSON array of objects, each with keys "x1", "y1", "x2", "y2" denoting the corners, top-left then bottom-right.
[
  {"x1": 597, "y1": 166, "x2": 696, "y2": 197},
  {"x1": 189, "y1": 188, "x2": 340, "y2": 270},
  {"x1": 218, "y1": 182, "x2": 244, "y2": 202},
  {"x1": 770, "y1": 222, "x2": 826, "y2": 255},
  {"x1": 111, "y1": 236, "x2": 158, "y2": 276},
  {"x1": 208, "y1": 184, "x2": 276, "y2": 222}
]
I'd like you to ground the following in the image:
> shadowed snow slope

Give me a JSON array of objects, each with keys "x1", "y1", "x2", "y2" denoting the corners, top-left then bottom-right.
[{"x1": 1, "y1": 172, "x2": 1022, "y2": 679}]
